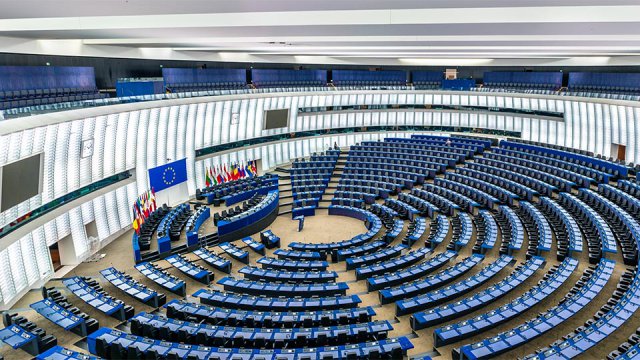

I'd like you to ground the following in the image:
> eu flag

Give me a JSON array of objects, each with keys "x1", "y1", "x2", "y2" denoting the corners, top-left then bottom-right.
[{"x1": 148, "y1": 158, "x2": 188, "y2": 192}]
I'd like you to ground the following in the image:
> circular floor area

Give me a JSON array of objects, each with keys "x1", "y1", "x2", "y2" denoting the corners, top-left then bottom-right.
[{"x1": 268, "y1": 209, "x2": 368, "y2": 248}]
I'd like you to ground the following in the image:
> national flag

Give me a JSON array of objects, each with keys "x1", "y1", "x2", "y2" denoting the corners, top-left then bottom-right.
[
  {"x1": 239, "y1": 162, "x2": 246, "y2": 178},
  {"x1": 205, "y1": 166, "x2": 212, "y2": 187},
  {"x1": 246, "y1": 161, "x2": 254, "y2": 178},
  {"x1": 224, "y1": 164, "x2": 231, "y2": 182},
  {"x1": 216, "y1": 166, "x2": 224, "y2": 184},
  {"x1": 132, "y1": 217, "x2": 139, "y2": 234},
  {"x1": 232, "y1": 163, "x2": 239, "y2": 180},
  {"x1": 250, "y1": 160, "x2": 258, "y2": 175}
]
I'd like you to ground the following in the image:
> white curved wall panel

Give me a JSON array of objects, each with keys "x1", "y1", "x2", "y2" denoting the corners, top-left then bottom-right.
[{"x1": 0, "y1": 90, "x2": 638, "y2": 307}]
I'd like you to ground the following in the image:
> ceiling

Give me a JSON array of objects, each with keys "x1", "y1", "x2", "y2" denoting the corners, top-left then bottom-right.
[{"x1": 2, "y1": 0, "x2": 640, "y2": 67}]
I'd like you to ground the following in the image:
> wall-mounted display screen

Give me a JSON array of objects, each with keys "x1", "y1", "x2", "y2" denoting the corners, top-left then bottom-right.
[
  {"x1": 264, "y1": 109, "x2": 290, "y2": 130},
  {"x1": 1, "y1": 153, "x2": 43, "y2": 211}
]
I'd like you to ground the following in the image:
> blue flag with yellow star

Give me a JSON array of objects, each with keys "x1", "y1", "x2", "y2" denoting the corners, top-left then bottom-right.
[{"x1": 148, "y1": 158, "x2": 188, "y2": 192}]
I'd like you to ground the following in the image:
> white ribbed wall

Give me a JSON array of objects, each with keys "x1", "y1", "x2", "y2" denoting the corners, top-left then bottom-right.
[{"x1": 0, "y1": 90, "x2": 638, "y2": 308}]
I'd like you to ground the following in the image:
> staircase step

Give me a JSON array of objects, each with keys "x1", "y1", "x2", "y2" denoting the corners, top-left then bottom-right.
[{"x1": 275, "y1": 167, "x2": 291, "y2": 174}]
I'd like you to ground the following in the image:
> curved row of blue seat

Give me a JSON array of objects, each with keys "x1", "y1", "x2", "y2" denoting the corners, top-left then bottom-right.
[
  {"x1": 458, "y1": 166, "x2": 537, "y2": 201},
  {"x1": 408, "y1": 135, "x2": 490, "y2": 153},
  {"x1": 341, "y1": 172, "x2": 406, "y2": 191},
  {"x1": 401, "y1": 136, "x2": 488, "y2": 154},
  {"x1": 291, "y1": 179, "x2": 325, "y2": 193},
  {"x1": 166, "y1": 254, "x2": 213, "y2": 284},
  {"x1": 257, "y1": 257, "x2": 328, "y2": 271},
  {"x1": 426, "y1": 215, "x2": 450, "y2": 249},
  {"x1": 185, "y1": 206, "x2": 210, "y2": 246},
  {"x1": 291, "y1": 191, "x2": 322, "y2": 201},
  {"x1": 383, "y1": 219, "x2": 405, "y2": 242},
  {"x1": 458, "y1": 258, "x2": 614, "y2": 359},
  {"x1": 274, "y1": 248, "x2": 325, "y2": 261},
  {"x1": 197, "y1": 174, "x2": 278, "y2": 204},
  {"x1": 293, "y1": 160, "x2": 336, "y2": 168},
  {"x1": 346, "y1": 244, "x2": 406, "y2": 270},
  {"x1": 348, "y1": 149, "x2": 452, "y2": 168},
  {"x1": 135, "y1": 262, "x2": 186, "y2": 296},
  {"x1": 434, "y1": 178, "x2": 497, "y2": 209},
  {"x1": 63, "y1": 277, "x2": 129, "y2": 321},
  {"x1": 241, "y1": 237, "x2": 265, "y2": 255},
  {"x1": 338, "y1": 174, "x2": 400, "y2": 191},
  {"x1": 30, "y1": 299, "x2": 87, "y2": 334},
  {"x1": 380, "y1": 254, "x2": 483, "y2": 304},
  {"x1": 356, "y1": 247, "x2": 431, "y2": 281},
  {"x1": 238, "y1": 266, "x2": 338, "y2": 283},
  {"x1": 475, "y1": 155, "x2": 572, "y2": 193},
  {"x1": 398, "y1": 193, "x2": 440, "y2": 219},
  {"x1": 369, "y1": 203, "x2": 398, "y2": 219},
  {"x1": 558, "y1": 193, "x2": 617, "y2": 260},
  {"x1": 331, "y1": 197, "x2": 364, "y2": 209},
  {"x1": 495, "y1": 146, "x2": 610, "y2": 183},
  {"x1": 384, "y1": 198, "x2": 420, "y2": 221},
  {"x1": 348, "y1": 148, "x2": 458, "y2": 167},
  {"x1": 100, "y1": 267, "x2": 165, "y2": 307},
  {"x1": 87, "y1": 327, "x2": 413, "y2": 360},
  {"x1": 396, "y1": 255, "x2": 514, "y2": 316},
  {"x1": 386, "y1": 136, "x2": 481, "y2": 154},
  {"x1": 519, "y1": 201, "x2": 553, "y2": 254},
  {"x1": 193, "y1": 289, "x2": 362, "y2": 312},
  {"x1": 217, "y1": 277, "x2": 349, "y2": 297},
  {"x1": 500, "y1": 139, "x2": 627, "y2": 177},
  {"x1": 521, "y1": 266, "x2": 640, "y2": 359},
  {"x1": 495, "y1": 145, "x2": 597, "y2": 183},
  {"x1": 404, "y1": 216, "x2": 427, "y2": 246},
  {"x1": 450, "y1": 213, "x2": 472, "y2": 251},
  {"x1": 334, "y1": 240, "x2": 385, "y2": 262},
  {"x1": 467, "y1": 160, "x2": 557, "y2": 197},
  {"x1": 411, "y1": 134, "x2": 492, "y2": 150},
  {"x1": 218, "y1": 242, "x2": 249, "y2": 264},
  {"x1": 600, "y1": 182, "x2": 640, "y2": 218},
  {"x1": 473, "y1": 210, "x2": 498, "y2": 254},
  {"x1": 445, "y1": 172, "x2": 517, "y2": 206},
  {"x1": 617, "y1": 343, "x2": 640, "y2": 360},
  {"x1": 440, "y1": 257, "x2": 578, "y2": 348},
  {"x1": 347, "y1": 155, "x2": 446, "y2": 173},
  {"x1": 411, "y1": 255, "x2": 545, "y2": 330},
  {"x1": 217, "y1": 191, "x2": 279, "y2": 236},
  {"x1": 165, "y1": 299, "x2": 376, "y2": 328},
  {"x1": 579, "y1": 188, "x2": 639, "y2": 265},
  {"x1": 539, "y1": 197, "x2": 584, "y2": 256},
  {"x1": 193, "y1": 248, "x2": 232, "y2": 273},
  {"x1": 333, "y1": 190, "x2": 376, "y2": 204},
  {"x1": 498, "y1": 206, "x2": 524, "y2": 254},
  {"x1": 342, "y1": 167, "x2": 419, "y2": 187},
  {"x1": 156, "y1": 204, "x2": 191, "y2": 252},
  {"x1": 619, "y1": 180, "x2": 640, "y2": 198},
  {"x1": 383, "y1": 138, "x2": 477, "y2": 157},
  {"x1": 129, "y1": 312, "x2": 393, "y2": 349},
  {"x1": 358, "y1": 141, "x2": 470, "y2": 160},
  {"x1": 485, "y1": 151, "x2": 590, "y2": 188},
  {"x1": 289, "y1": 166, "x2": 334, "y2": 175},
  {"x1": 36, "y1": 345, "x2": 100, "y2": 360},
  {"x1": 411, "y1": 188, "x2": 458, "y2": 216},
  {"x1": 337, "y1": 181, "x2": 392, "y2": 198},
  {"x1": 367, "y1": 250, "x2": 457, "y2": 292}
]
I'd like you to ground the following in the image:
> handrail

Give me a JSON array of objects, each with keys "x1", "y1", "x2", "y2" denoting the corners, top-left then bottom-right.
[{"x1": 0, "y1": 171, "x2": 132, "y2": 239}]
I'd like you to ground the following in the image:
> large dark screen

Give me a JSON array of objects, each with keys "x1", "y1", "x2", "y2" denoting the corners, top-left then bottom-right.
[
  {"x1": 1, "y1": 154, "x2": 42, "y2": 211},
  {"x1": 264, "y1": 109, "x2": 290, "y2": 129}
]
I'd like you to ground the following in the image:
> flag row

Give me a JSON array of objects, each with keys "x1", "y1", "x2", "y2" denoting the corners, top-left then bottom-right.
[
  {"x1": 205, "y1": 160, "x2": 258, "y2": 187},
  {"x1": 132, "y1": 188, "x2": 157, "y2": 234}
]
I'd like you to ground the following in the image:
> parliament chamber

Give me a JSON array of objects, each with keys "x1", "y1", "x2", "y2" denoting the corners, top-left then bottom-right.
[{"x1": 1, "y1": 1, "x2": 640, "y2": 359}]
